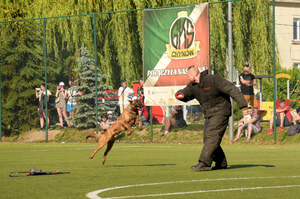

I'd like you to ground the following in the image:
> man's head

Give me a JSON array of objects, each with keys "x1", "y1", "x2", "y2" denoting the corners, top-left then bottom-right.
[
  {"x1": 139, "y1": 78, "x2": 143, "y2": 85},
  {"x1": 121, "y1": 80, "x2": 127, "y2": 88},
  {"x1": 243, "y1": 63, "x2": 250, "y2": 74},
  {"x1": 69, "y1": 80, "x2": 74, "y2": 87},
  {"x1": 279, "y1": 99, "x2": 286, "y2": 108},
  {"x1": 247, "y1": 106, "x2": 254, "y2": 116},
  {"x1": 187, "y1": 65, "x2": 200, "y2": 83}
]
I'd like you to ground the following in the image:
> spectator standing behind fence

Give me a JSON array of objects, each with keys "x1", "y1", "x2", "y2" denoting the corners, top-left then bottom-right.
[
  {"x1": 55, "y1": 82, "x2": 71, "y2": 129},
  {"x1": 268, "y1": 99, "x2": 291, "y2": 134},
  {"x1": 234, "y1": 106, "x2": 261, "y2": 142},
  {"x1": 118, "y1": 80, "x2": 134, "y2": 114},
  {"x1": 36, "y1": 84, "x2": 51, "y2": 132},
  {"x1": 67, "y1": 80, "x2": 77, "y2": 126},
  {"x1": 138, "y1": 78, "x2": 144, "y2": 103},
  {"x1": 162, "y1": 105, "x2": 187, "y2": 136},
  {"x1": 239, "y1": 63, "x2": 258, "y2": 113}
]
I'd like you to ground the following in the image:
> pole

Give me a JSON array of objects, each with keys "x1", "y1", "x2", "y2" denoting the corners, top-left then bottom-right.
[
  {"x1": 0, "y1": 40, "x2": 1, "y2": 141},
  {"x1": 43, "y1": 18, "x2": 48, "y2": 142},
  {"x1": 150, "y1": 106, "x2": 153, "y2": 142},
  {"x1": 228, "y1": 1, "x2": 234, "y2": 141},
  {"x1": 93, "y1": 14, "x2": 99, "y2": 133},
  {"x1": 272, "y1": 0, "x2": 277, "y2": 141}
]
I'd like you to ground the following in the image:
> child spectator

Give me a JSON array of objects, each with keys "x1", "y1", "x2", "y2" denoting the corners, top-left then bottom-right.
[
  {"x1": 96, "y1": 113, "x2": 110, "y2": 133},
  {"x1": 107, "y1": 111, "x2": 117, "y2": 126},
  {"x1": 234, "y1": 106, "x2": 261, "y2": 142}
]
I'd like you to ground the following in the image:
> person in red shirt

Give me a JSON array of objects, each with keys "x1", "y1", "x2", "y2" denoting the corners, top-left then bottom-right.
[{"x1": 268, "y1": 99, "x2": 291, "y2": 134}]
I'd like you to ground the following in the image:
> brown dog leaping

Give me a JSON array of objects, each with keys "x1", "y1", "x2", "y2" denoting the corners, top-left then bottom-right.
[{"x1": 86, "y1": 97, "x2": 143, "y2": 165}]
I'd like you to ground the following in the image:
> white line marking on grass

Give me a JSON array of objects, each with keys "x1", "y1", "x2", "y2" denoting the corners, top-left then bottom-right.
[{"x1": 86, "y1": 176, "x2": 300, "y2": 199}]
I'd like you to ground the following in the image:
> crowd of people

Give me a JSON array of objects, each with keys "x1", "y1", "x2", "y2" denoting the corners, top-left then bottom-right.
[
  {"x1": 36, "y1": 64, "x2": 300, "y2": 143},
  {"x1": 36, "y1": 78, "x2": 152, "y2": 132},
  {"x1": 235, "y1": 63, "x2": 300, "y2": 141}
]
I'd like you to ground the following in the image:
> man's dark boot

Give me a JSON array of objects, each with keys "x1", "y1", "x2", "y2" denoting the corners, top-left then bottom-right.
[
  {"x1": 191, "y1": 162, "x2": 211, "y2": 171},
  {"x1": 211, "y1": 161, "x2": 227, "y2": 170},
  {"x1": 211, "y1": 165, "x2": 227, "y2": 170},
  {"x1": 212, "y1": 157, "x2": 227, "y2": 170}
]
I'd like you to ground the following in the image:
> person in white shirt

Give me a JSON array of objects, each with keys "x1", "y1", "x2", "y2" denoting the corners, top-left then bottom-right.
[
  {"x1": 35, "y1": 83, "x2": 51, "y2": 131},
  {"x1": 118, "y1": 80, "x2": 134, "y2": 114}
]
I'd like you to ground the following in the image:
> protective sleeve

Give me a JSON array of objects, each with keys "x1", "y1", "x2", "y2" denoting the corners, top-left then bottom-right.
[{"x1": 175, "y1": 84, "x2": 195, "y2": 102}]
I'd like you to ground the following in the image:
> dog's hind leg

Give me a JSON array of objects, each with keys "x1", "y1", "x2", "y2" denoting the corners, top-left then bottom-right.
[
  {"x1": 89, "y1": 134, "x2": 110, "y2": 159},
  {"x1": 102, "y1": 138, "x2": 116, "y2": 165},
  {"x1": 86, "y1": 133, "x2": 101, "y2": 139}
]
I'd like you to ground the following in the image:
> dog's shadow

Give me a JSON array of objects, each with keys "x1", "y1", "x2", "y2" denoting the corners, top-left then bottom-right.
[
  {"x1": 227, "y1": 164, "x2": 275, "y2": 169},
  {"x1": 108, "y1": 163, "x2": 177, "y2": 168}
]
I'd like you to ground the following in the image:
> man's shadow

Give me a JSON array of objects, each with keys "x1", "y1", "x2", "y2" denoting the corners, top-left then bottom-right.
[
  {"x1": 108, "y1": 164, "x2": 274, "y2": 169},
  {"x1": 108, "y1": 164, "x2": 177, "y2": 168},
  {"x1": 227, "y1": 164, "x2": 275, "y2": 169}
]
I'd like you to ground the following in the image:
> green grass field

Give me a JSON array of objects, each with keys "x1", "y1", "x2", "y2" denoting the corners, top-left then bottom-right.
[{"x1": 1, "y1": 142, "x2": 300, "y2": 199}]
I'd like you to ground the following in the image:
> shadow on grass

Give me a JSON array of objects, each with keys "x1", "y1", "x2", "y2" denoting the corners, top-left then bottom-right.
[
  {"x1": 108, "y1": 163, "x2": 177, "y2": 167},
  {"x1": 228, "y1": 164, "x2": 275, "y2": 169}
]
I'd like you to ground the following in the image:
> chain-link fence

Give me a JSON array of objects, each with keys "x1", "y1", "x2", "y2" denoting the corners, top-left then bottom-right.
[{"x1": 0, "y1": 0, "x2": 278, "y2": 141}]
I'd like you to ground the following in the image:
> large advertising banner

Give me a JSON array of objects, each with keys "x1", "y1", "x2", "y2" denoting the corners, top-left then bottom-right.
[{"x1": 143, "y1": 3, "x2": 209, "y2": 106}]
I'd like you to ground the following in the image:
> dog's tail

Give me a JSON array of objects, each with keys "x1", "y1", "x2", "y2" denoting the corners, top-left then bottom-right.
[{"x1": 86, "y1": 133, "x2": 102, "y2": 139}]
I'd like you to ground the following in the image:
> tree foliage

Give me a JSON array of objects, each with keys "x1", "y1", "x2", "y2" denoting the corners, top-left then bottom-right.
[
  {"x1": 0, "y1": 0, "x2": 281, "y2": 135},
  {"x1": 70, "y1": 47, "x2": 115, "y2": 129}
]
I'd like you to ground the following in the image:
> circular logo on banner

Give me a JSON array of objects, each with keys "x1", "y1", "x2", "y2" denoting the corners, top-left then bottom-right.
[{"x1": 166, "y1": 11, "x2": 200, "y2": 59}]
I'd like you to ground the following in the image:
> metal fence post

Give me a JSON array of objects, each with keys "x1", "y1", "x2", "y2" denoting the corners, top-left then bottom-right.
[
  {"x1": 150, "y1": 106, "x2": 153, "y2": 142},
  {"x1": 43, "y1": 18, "x2": 48, "y2": 142},
  {"x1": 228, "y1": 1, "x2": 234, "y2": 141},
  {"x1": 272, "y1": 0, "x2": 277, "y2": 141},
  {"x1": 93, "y1": 14, "x2": 99, "y2": 133}
]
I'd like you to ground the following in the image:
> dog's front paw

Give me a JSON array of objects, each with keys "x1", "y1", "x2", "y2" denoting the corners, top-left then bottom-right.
[{"x1": 89, "y1": 156, "x2": 94, "y2": 159}]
